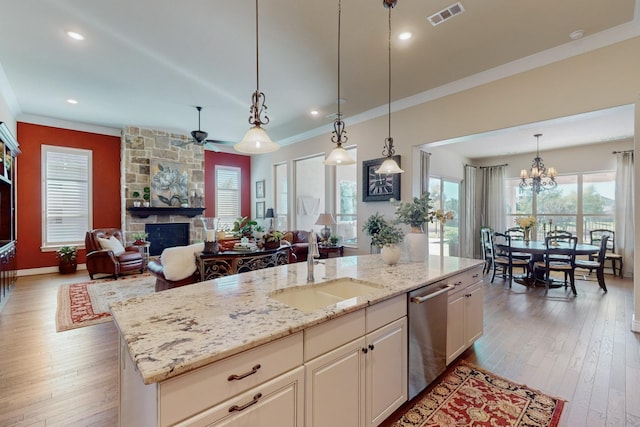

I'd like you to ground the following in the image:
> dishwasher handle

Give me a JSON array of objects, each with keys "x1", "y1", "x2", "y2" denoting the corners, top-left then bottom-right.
[{"x1": 410, "y1": 284, "x2": 456, "y2": 304}]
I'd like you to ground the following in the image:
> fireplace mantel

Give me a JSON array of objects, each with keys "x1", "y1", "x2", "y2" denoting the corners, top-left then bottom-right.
[{"x1": 128, "y1": 207, "x2": 205, "y2": 218}]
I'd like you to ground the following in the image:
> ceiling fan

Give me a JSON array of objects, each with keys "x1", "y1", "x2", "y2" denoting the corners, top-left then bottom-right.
[{"x1": 178, "y1": 106, "x2": 234, "y2": 151}]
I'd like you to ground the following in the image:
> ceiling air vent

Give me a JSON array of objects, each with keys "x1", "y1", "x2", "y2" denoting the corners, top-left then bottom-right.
[{"x1": 428, "y1": 2, "x2": 465, "y2": 26}]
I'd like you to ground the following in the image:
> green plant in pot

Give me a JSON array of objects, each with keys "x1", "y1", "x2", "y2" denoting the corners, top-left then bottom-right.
[
  {"x1": 131, "y1": 232, "x2": 148, "y2": 245},
  {"x1": 263, "y1": 231, "x2": 284, "y2": 249},
  {"x1": 57, "y1": 246, "x2": 78, "y2": 274},
  {"x1": 329, "y1": 235, "x2": 340, "y2": 246},
  {"x1": 233, "y1": 216, "x2": 258, "y2": 237},
  {"x1": 143, "y1": 187, "x2": 151, "y2": 207},
  {"x1": 131, "y1": 191, "x2": 142, "y2": 207}
]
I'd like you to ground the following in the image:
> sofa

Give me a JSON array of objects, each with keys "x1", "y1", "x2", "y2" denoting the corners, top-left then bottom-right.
[{"x1": 281, "y1": 230, "x2": 320, "y2": 264}]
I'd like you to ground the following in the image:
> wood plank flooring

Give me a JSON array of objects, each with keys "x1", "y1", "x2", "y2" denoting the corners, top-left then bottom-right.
[{"x1": 1, "y1": 270, "x2": 638, "y2": 426}]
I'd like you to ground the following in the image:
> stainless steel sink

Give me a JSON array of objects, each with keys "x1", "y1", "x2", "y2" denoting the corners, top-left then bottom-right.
[{"x1": 269, "y1": 278, "x2": 383, "y2": 313}]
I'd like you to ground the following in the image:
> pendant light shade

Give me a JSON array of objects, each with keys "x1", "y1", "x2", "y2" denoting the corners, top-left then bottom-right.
[
  {"x1": 324, "y1": 0, "x2": 355, "y2": 166},
  {"x1": 235, "y1": 0, "x2": 279, "y2": 154},
  {"x1": 375, "y1": 0, "x2": 404, "y2": 175}
]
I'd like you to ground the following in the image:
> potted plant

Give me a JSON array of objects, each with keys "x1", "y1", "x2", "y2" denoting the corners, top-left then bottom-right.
[
  {"x1": 329, "y1": 235, "x2": 340, "y2": 246},
  {"x1": 131, "y1": 232, "x2": 148, "y2": 245},
  {"x1": 143, "y1": 187, "x2": 151, "y2": 207},
  {"x1": 57, "y1": 246, "x2": 78, "y2": 274},
  {"x1": 393, "y1": 193, "x2": 435, "y2": 262},
  {"x1": 253, "y1": 225, "x2": 266, "y2": 240},
  {"x1": 233, "y1": 216, "x2": 258, "y2": 238},
  {"x1": 132, "y1": 191, "x2": 142, "y2": 207},
  {"x1": 371, "y1": 223, "x2": 404, "y2": 265},
  {"x1": 263, "y1": 231, "x2": 284, "y2": 249}
]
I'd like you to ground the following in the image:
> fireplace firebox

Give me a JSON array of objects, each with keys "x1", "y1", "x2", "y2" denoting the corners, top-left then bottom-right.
[{"x1": 145, "y1": 223, "x2": 190, "y2": 256}]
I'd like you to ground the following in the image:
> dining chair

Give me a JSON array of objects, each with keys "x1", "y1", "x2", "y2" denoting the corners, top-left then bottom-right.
[
  {"x1": 575, "y1": 234, "x2": 609, "y2": 292},
  {"x1": 534, "y1": 235, "x2": 578, "y2": 295},
  {"x1": 480, "y1": 226, "x2": 493, "y2": 274},
  {"x1": 491, "y1": 232, "x2": 530, "y2": 288},
  {"x1": 545, "y1": 230, "x2": 573, "y2": 261},
  {"x1": 589, "y1": 229, "x2": 623, "y2": 277},
  {"x1": 504, "y1": 227, "x2": 532, "y2": 261}
]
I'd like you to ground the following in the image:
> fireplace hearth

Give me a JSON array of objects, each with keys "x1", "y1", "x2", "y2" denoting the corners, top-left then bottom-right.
[{"x1": 146, "y1": 223, "x2": 190, "y2": 256}]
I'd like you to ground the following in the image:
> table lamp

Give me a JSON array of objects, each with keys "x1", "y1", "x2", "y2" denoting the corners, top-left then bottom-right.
[
  {"x1": 315, "y1": 213, "x2": 336, "y2": 242},
  {"x1": 265, "y1": 208, "x2": 275, "y2": 232}
]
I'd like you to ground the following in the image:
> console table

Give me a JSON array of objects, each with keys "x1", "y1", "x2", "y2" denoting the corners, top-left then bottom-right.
[
  {"x1": 197, "y1": 246, "x2": 290, "y2": 281},
  {"x1": 318, "y1": 245, "x2": 344, "y2": 259}
]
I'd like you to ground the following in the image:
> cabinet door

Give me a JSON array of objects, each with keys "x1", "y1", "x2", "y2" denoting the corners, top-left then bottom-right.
[
  {"x1": 365, "y1": 317, "x2": 407, "y2": 427},
  {"x1": 464, "y1": 282, "x2": 484, "y2": 346},
  {"x1": 446, "y1": 291, "x2": 466, "y2": 365},
  {"x1": 305, "y1": 337, "x2": 366, "y2": 427},
  {"x1": 177, "y1": 366, "x2": 304, "y2": 427}
]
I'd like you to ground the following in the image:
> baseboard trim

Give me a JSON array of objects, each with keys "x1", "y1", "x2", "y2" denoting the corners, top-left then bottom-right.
[{"x1": 18, "y1": 264, "x2": 87, "y2": 277}]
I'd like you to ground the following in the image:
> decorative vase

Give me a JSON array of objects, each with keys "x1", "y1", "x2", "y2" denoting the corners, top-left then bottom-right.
[
  {"x1": 381, "y1": 244, "x2": 402, "y2": 265},
  {"x1": 404, "y1": 225, "x2": 428, "y2": 262},
  {"x1": 524, "y1": 227, "x2": 531, "y2": 244}
]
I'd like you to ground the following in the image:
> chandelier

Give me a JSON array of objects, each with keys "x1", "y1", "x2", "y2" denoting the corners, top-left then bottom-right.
[
  {"x1": 234, "y1": 0, "x2": 280, "y2": 154},
  {"x1": 519, "y1": 133, "x2": 557, "y2": 193},
  {"x1": 375, "y1": 0, "x2": 404, "y2": 175},
  {"x1": 324, "y1": 0, "x2": 355, "y2": 166}
]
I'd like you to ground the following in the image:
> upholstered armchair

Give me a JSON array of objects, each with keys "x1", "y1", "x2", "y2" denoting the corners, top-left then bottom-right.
[{"x1": 85, "y1": 228, "x2": 145, "y2": 279}]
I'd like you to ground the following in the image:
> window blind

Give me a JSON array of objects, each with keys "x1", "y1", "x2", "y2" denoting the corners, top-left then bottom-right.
[{"x1": 216, "y1": 166, "x2": 241, "y2": 228}]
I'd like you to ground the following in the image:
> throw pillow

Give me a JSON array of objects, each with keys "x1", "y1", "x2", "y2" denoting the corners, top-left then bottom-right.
[
  {"x1": 161, "y1": 242, "x2": 205, "y2": 281},
  {"x1": 98, "y1": 236, "x2": 126, "y2": 255}
]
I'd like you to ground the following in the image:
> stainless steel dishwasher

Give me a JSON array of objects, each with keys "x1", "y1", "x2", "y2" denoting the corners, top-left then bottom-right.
[{"x1": 408, "y1": 281, "x2": 455, "y2": 399}]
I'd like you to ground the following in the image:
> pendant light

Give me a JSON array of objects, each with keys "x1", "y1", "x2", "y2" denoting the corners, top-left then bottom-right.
[
  {"x1": 375, "y1": 0, "x2": 404, "y2": 175},
  {"x1": 235, "y1": 0, "x2": 280, "y2": 154},
  {"x1": 324, "y1": 0, "x2": 355, "y2": 166}
]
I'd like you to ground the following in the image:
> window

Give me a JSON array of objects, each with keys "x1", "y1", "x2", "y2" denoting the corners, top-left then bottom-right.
[
  {"x1": 335, "y1": 147, "x2": 357, "y2": 245},
  {"x1": 427, "y1": 177, "x2": 460, "y2": 256},
  {"x1": 41, "y1": 145, "x2": 92, "y2": 248},
  {"x1": 274, "y1": 162, "x2": 288, "y2": 231},
  {"x1": 294, "y1": 154, "x2": 325, "y2": 231},
  {"x1": 505, "y1": 171, "x2": 615, "y2": 242},
  {"x1": 215, "y1": 165, "x2": 241, "y2": 230}
]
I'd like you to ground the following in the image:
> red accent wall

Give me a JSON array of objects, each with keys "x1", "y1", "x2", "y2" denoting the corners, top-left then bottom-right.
[
  {"x1": 204, "y1": 151, "x2": 251, "y2": 219},
  {"x1": 16, "y1": 123, "x2": 121, "y2": 269}
]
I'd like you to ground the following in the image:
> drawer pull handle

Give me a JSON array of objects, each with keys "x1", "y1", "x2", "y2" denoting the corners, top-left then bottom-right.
[
  {"x1": 362, "y1": 347, "x2": 368, "y2": 354},
  {"x1": 228, "y1": 393, "x2": 262, "y2": 412},
  {"x1": 472, "y1": 273, "x2": 479, "y2": 278},
  {"x1": 368, "y1": 344, "x2": 375, "y2": 351},
  {"x1": 227, "y1": 364, "x2": 261, "y2": 381}
]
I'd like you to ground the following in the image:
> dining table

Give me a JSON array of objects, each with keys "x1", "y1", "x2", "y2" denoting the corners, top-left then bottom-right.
[{"x1": 507, "y1": 240, "x2": 600, "y2": 287}]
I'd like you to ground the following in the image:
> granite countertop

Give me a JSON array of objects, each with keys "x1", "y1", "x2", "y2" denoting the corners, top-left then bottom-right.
[{"x1": 110, "y1": 254, "x2": 483, "y2": 385}]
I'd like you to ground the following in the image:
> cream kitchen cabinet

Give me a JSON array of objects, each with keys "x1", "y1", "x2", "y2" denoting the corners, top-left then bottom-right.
[
  {"x1": 304, "y1": 295, "x2": 407, "y2": 427},
  {"x1": 446, "y1": 265, "x2": 484, "y2": 365}
]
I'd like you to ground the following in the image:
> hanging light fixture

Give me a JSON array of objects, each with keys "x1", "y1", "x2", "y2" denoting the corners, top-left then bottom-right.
[
  {"x1": 375, "y1": 0, "x2": 404, "y2": 175},
  {"x1": 324, "y1": 0, "x2": 355, "y2": 166},
  {"x1": 235, "y1": 0, "x2": 280, "y2": 154},
  {"x1": 519, "y1": 133, "x2": 558, "y2": 193}
]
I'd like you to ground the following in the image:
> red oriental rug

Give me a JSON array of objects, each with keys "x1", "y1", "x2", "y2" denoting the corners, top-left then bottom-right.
[
  {"x1": 391, "y1": 361, "x2": 565, "y2": 427},
  {"x1": 55, "y1": 274, "x2": 155, "y2": 332}
]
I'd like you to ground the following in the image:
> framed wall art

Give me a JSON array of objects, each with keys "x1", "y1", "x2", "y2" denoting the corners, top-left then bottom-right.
[
  {"x1": 362, "y1": 156, "x2": 401, "y2": 202},
  {"x1": 256, "y1": 179, "x2": 265, "y2": 199},
  {"x1": 256, "y1": 201, "x2": 266, "y2": 219}
]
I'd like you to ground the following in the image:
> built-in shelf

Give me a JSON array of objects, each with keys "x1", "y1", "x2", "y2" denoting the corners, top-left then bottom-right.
[{"x1": 127, "y1": 207, "x2": 205, "y2": 218}]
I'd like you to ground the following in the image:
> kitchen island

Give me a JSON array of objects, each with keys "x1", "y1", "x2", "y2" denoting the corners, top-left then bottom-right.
[{"x1": 111, "y1": 254, "x2": 483, "y2": 426}]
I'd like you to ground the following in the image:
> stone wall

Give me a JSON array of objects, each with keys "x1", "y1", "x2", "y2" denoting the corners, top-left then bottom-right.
[{"x1": 121, "y1": 126, "x2": 206, "y2": 245}]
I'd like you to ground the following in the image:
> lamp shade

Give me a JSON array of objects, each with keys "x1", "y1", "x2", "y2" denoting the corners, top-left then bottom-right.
[
  {"x1": 315, "y1": 213, "x2": 336, "y2": 226},
  {"x1": 235, "y1": 125, "x2": 280, "y2": 154},
  {"x1": 324, "y1": 146, "x2": 355, "y2": 165},
  {"x1": 265, "y1": 208, "x2": 275, "y2": 218},
  {"x1": 375, "y1": 157, "x2": 404, "y2": 174}
]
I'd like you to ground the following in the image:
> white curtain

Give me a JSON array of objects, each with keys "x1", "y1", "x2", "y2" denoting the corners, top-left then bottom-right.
[
  {"x1": 615, "y1": 151, "x2": 634, "y2": 277},
  {"x1": 461, "y1": 164, "x2": 477, "y2": 259},
  {"x1": 481, "y1": 165, "x2": 506, "y2": 234},
  {"x1": 420, "y1": 151, "x2": 431, "y2": 195}
]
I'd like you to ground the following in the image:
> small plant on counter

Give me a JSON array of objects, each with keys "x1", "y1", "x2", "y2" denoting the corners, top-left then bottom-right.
[{"x1": 370, "y1": 223, "x2": 404, "y2": 249}]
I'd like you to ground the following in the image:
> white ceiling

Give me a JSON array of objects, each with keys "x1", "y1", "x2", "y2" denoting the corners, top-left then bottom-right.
[{"x1": 0, "y1": 0, "x2": 637, "y2": 153}]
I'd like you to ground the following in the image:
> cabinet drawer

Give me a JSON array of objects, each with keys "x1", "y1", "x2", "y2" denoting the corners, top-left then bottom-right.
[
  {"x1": 304, "y1": 309, "x2": 365, "y2": 362},
  {"x1": 366, "y1": 294, "x2": 406, "y2": 333},
  {"x1": 160, "y1": 332, "x2": 303, "y2": 426},
  {"x1": 447, "y1": 265, "x2": 483, "y2": 298}
]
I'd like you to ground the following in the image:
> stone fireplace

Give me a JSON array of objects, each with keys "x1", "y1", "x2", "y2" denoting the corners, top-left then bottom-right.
[{"x1": 121, "y1": 126, "x2": 206, "y2": 254}]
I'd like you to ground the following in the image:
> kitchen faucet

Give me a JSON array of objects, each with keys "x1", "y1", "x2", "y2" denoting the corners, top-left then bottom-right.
[{"x1": 307, "y1": 230, "x2": 320, "y2": 282}]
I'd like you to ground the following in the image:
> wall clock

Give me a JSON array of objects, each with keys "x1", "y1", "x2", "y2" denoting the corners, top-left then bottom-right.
[{"x1": 362, "y1": 156, "x2": 401, "y2": 202}]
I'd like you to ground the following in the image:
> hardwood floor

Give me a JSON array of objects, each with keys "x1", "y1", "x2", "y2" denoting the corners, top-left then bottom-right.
[{"x1": 0, "y1": 270, "x2": 638, "y2": 426}]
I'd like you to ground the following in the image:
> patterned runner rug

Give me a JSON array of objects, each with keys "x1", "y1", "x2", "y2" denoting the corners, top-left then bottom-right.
[
  {"x1": 55, "y1": 274, "x2": 155, "y2": 332},
  {"x1": 391, "y1": 361, "x2": 565, "y2": 427}
]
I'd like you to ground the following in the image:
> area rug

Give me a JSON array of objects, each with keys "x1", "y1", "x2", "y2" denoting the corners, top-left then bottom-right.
[
  {"x1": 391, "y1": 361, "x2": 565, "y2": 427},
  {"x1": 55, "y1": 273, "x2": 155, "y2": 332}
]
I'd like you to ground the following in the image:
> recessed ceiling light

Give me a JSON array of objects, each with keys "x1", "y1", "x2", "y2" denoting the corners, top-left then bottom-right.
[
  {"x1": 66, "y1": 31, "x2": 85, "y2": 41},
  {"x1": 398, "y1": 32, "x2": 412, "y2": 40},
  {"x1": 67, "y1": 99, "x2": 78, "y2": 105},
  {"x1": 569, "y1": 29, "x2": 584, "y2": 40},
  {"x1": 310, "y1": 110, "x2": 319, "y2": 116}
]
